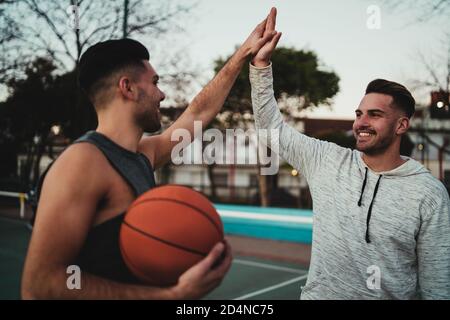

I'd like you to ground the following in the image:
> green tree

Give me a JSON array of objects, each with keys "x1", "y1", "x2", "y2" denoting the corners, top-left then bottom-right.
[
  {"x1": 213, "y1": 47, "x2": 340, "y2": 206},
  {"x1": 315, "y1": 130, "x2": 355, "y2": 150},
  {"x1": 0, "y1": 58, "x2": 74, "y2": 187},
  {"x1": 0, "y1": 0, "x2": 198, "y2": 189},
  {"x1": 214, "y1": 47, "x2": 339, "y2": 118}
]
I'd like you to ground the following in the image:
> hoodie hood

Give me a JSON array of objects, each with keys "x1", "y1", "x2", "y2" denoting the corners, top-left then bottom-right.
[{"x1": 356, "y1": 152, "x2": 430, "y2": 178}]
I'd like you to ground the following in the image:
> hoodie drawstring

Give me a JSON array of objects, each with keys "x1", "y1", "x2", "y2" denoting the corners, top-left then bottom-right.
[
  {"x1": 358, "y1": 168, "x2": 368, "y2": 207},
  {"x1": 358, "y1": 167, "x2": 382, "y2": 244},
  {"x1": 365, "y1": 175, "x2": 382, "y2": 243}
]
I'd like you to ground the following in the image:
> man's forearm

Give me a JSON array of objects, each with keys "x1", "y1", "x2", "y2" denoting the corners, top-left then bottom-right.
[
  {"x1": 249, "y1": 63, "x2": 284, "y2": 136},
  {"x1": 188, "y1": 48, "x2": 249, "y2": 121},
  {"x1": 249, "y1": 62, "x2": 330, "y2": 183},
  {"x1": 23, "y1": 269, "x2": 177, "y2": 300}
]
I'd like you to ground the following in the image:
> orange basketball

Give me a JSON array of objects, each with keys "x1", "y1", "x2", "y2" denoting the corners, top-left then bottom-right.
[{"x1": 119, "y1": 184, "x2": 224, "y2": 286}]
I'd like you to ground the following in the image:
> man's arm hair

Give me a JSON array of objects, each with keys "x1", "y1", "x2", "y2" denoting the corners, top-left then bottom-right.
[
  {"x1": 138, "y1": 12, "x2": 278, "y2": 170},
  {"x1": 138, "y1": 50, "x2": 249, "y2": 170}
]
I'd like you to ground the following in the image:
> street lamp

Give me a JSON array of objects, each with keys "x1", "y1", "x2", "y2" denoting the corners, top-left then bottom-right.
[{"x1": 51, "y1": 125, "x2": 61, "y2": 135}]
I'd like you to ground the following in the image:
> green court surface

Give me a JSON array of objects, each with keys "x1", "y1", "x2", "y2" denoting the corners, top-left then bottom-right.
[
  {"x1": 0, "y1": 217, "x2": 308, "y2": 300},
  {"x1": 0, "y1": 217, "x2": 30, "y2": 300},
  {"x1": 205, "y1": 257, "x2": 307, "y2": 300}
]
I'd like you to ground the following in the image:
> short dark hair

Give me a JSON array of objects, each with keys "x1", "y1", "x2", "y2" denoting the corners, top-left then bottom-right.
[
  {"x1": 365, "y1": 79, "x2": 415, "y2": 118},
  {"x1": 78, "y1": 38, "x2": 149, "y2": 106}
]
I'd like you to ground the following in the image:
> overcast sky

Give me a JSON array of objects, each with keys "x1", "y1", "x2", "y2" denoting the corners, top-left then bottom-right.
[
  {"x1": 154, "y1": 0, "x2": 448, "y2": 119},
  {"x1": 1, "y1": 0, "x2": 448, "y2": 120}
]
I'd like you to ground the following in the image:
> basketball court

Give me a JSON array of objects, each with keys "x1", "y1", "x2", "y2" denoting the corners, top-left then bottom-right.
[
  {"x1": 0, "y1": 213, "x2": 310, "y2": 300},
  {"x1": 205, "y1": 256, "x2": 308, "y2": 300}
]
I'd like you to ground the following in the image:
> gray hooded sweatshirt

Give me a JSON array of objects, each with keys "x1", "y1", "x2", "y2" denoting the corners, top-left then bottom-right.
[{"x1": 250, "y1": 64, "x2": 450, "y2": 299}]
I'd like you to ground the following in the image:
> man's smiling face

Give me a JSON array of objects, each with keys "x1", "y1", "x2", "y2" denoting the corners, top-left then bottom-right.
[{"x1": 353, "y1": 93, "x2": 404, "y2": 155}]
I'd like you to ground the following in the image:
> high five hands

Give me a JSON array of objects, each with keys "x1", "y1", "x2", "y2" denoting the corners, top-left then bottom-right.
[{"x1": 239, "y1": 7, "x2": 282, "y2": 67}]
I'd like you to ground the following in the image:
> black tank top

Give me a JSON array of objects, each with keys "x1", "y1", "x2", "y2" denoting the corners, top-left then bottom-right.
[{"x1": 71, "y1": 131, "x2": 156, "y2": 283}]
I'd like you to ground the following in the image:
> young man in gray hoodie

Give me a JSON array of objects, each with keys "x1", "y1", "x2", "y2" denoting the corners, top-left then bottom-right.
[{"x1": 249, "y1": 8, "x2": 450, "y2": 299}]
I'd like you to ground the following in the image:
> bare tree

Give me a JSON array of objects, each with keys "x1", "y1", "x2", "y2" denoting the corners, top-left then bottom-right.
[
  {"x1": 383, "y1": 0, "x2": 450, "y2": 182},
  {"x1": 406, "y1": 36, "x2": 450, "y2": 102},
  {"x1": 382, "y1": 0, "x2": 450, "y2": 24},
  {"x1": 0, "y1": 0, "x2": 200, "y2": 113},
  {"x1": 0, "y1": 0, "x2": 197, "y2": 80},
  {"x1": 0, "y1": 0, "x2": 199, "y2": 187},
  {"x1": 377, "y1": 1, "x2": 450, "y2": 100}
]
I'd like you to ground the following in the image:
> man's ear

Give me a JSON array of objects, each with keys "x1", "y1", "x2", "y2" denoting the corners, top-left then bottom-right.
[
  {"x1": 396, "y1": 116, "x2": 410, "y2": 135},
  {"x1": 118, "y1": 76, "x2": 138, "y2": 101}
]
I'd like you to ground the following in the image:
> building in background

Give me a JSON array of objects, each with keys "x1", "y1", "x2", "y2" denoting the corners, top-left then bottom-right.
[
  {"x1": 409, "y1": 90, "x2": 450, "y2": 189},
  {"x1": 20, "y1": 93, "x2": 450, "y2": 207},
  {"x1": 157, "y1": 118, "x2": 354, "y2": 207}
]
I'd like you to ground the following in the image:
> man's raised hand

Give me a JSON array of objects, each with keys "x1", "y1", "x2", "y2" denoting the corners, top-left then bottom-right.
[
  {"x1": 239, "y1": 7, "x2": 279, "y2": 59},
  {"x1": 252, "y1": 8, "x2": 282, "y2": 68}
]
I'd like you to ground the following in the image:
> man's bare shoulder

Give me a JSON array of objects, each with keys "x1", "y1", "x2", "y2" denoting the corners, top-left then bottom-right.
[
  {"x1": 44, "y1": 142, "x2": 109, "y2": 194},
  {"x1": 59, "y1": 142, "x2": 105, "y2": 162}
]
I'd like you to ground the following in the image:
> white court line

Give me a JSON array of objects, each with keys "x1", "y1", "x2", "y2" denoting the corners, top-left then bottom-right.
[
  {"x1": 234, "y1": 259, "x2": 306, "y2": 275},
  {"x1": 233, "y1": 275, "x2": 308, "y2": 300},
  {"x1": 217, "y1": 210, "x2": 313, "y2": 224}
]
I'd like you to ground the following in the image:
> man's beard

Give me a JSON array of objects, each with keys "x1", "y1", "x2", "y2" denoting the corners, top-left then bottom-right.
[
  {"x1": 355, "y1": 130, "x2": 396, "y2": 155},
  {"x1": 135, "y1": 90, "x2": 161, "y2": 133}
]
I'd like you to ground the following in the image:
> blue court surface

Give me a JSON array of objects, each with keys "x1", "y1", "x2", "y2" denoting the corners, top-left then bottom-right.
[{"x1": 216, "y1": 204, "x2": 313, "y2": 244}]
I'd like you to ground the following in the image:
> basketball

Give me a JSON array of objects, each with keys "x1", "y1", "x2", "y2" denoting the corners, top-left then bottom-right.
[{"x1": 119, "y1": 184, "x2": 224, "y2": 286}]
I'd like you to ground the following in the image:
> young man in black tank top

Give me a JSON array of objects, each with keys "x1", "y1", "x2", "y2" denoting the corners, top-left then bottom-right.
[{"x1": 21, "y1": 8, "x2": 279, "y2": 299}]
